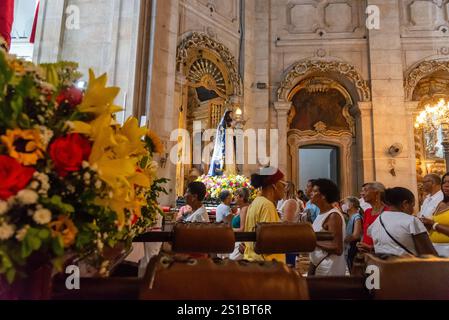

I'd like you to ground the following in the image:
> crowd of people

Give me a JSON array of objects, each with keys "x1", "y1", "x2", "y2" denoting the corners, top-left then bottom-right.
[{"x1": 175, "y1": 170, "x2": 449, "y2": 277}]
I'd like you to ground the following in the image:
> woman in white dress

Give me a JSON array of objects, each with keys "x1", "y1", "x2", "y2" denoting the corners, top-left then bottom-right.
[
  {"x1": 308, "y1": 179, "x2": 347, "y2": 276},
  {"x1": 368, "y1": 187, "x2": 437, "y2": 257}
]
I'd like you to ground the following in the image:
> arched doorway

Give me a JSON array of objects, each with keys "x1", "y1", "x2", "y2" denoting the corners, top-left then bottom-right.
[
  {"x1": 276, "y1": 59, "x2": 372, "y2": 198},
  {"x1": 174, "y1": 32, "x2": 242, "y2": 196},
  {"x1": 286, "y1": 77, "x2": 357, "y2": 197},
  {"x1": 405, "y1": 59, "x2": 449, "y2": 204}
]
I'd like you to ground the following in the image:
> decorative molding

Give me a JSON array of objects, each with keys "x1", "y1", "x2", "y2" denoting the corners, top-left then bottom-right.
[
  {"x1": 400, "y1": 0, "x2": 449, "y2": 38},
  {"x1": 439, "y1": 47, "x2": 449, "y2": 55},
  {"x1": 287, "y1": 129, "x2": 353, "y2": 197},
  {"x1": 404, "y1": 60, "x2": 449, "y2": 100},
  {"x1": 287, "y1": 77, "x2": 356, "y2": 135},
  {"x1": 283, "y1": 0, "x2": 366, "y2": 40},
  {"x1": 177, "y1": 32, "x2": 242, "y2": 96},
  {"x1": 289, "y1": 126, "x2": 352, "y2": 138},
  {"x1": 275, "y1": 37, "x2": 367, "y2": 47},
  {"x1": 180, "y1": 0, "x2": 240, "y2": 39},
  {"x1": 277, "y1": 59, "x2": 371, "y2": 102}
]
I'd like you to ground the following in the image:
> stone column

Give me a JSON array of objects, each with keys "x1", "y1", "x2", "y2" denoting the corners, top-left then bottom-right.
[
  {"x1": 367, "y1": 0, "x2": 414, "y2": 190},
  {"x1": 274, "y1": 101, "x2": 292, "y2": 176},
  {"x1": 358, "y1": 101, "x2": 375, "y2": 183},
  {"x1": 405, "y1": 101, "x2": 419, "y2": 199}
]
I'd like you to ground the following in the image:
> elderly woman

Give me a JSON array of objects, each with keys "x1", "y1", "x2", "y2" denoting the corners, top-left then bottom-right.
[
  {"x1": 357, "y1": 182, "x2": 387, "y2": 253},
  {"x1": 308, "y1": 179, "x2": 346, "y2": 276},
  {"x1": 421, "y1": 172, "x2": 449, "y2": 257}
]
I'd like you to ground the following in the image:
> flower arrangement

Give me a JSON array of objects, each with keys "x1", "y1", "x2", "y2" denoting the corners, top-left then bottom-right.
[
  {"x1": 0, "y1": 48, "x2": 167, "y2": 283},
  {"x1": 196, "y1": 174, "x2": 257, "y2": 201}
]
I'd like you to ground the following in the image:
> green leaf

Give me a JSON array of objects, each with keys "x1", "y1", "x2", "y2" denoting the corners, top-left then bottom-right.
[
  {"x1": 6, "y1": 268, "x2": 16, "y2": 283},
  {"x1": 27, "y1": 235, "x2": 42, "y2": 251},
  {"x1": 17, "y1": 112, "x2": 31, "y2": 129},
  {"x1": 21, "y1": 241, "x2": 32, "y2": 258},
  {"x1": 52, "y1": 256, "x2": 64, "y2": 272},
  {"x1": 38, "y1": 229, "x2": 50, "y2": 239},
  {"x1": 52, "y1": 236, "x2": 64, "y2": 257}
]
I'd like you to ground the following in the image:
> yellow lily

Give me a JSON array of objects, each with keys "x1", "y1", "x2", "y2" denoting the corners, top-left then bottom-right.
[{"x1": 77, "y1": 69, "x2": 122, "y2": 116}]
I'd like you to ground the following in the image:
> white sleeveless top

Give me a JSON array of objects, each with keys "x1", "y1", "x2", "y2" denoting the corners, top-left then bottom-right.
[{"x1": 310, "y1": 208, "x2": 347, "y2": 276}]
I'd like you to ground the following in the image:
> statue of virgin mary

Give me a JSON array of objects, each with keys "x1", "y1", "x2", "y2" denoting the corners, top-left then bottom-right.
[{"x1": 208, "y1": 110, "x2": 236, "y2": 176}]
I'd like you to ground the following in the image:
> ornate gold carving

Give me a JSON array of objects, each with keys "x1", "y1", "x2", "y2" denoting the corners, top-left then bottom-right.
[
  {"x1": 177, "y1": 32, "x2": 242, "y2": 96},
  {"x1": 314, "y1": 121, "x2": 327, "y2": 133},
  {"x1": 278, "y1": 59, "x2": 371, "y2": 102},
  {"x1": 287, "y1": 107, "x2": 296, "y2": 127},
  {"x1": 289, "y1": 127, "x2": 352, "y2": 138},
  {"x1": 187, "y1": 58, "x2": 227, "y2": 98},
  {"x1": 288, "y1": 77, "x2": 356, "y2": 135},
  {"x1": 405, "y1": 60, "x2": 449, "y2": 101},
  {"x1": 287, "y1": 129, "x2": 354, "y2": 197}
]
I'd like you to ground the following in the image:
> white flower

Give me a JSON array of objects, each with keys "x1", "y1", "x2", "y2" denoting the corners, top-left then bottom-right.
[
  {"x1": 16, "y1": 190, "x2": 39, "y2": 205},
  {"x1": 82, "y1": 161, "x2": 90, "y2": 169},
  {"x1": 16, "y1": 225, "x2": 30, "y2": 241},
  {"x1": 30, "y1": 181, "x2": 39, "y2": 190},
  {"x1": 67, "y1": 185, "x2": 76, "y2": 193},
  {"x1": 95, "y1": 180, "x2": 102, "y2": 189},
  {"x1": 0, "y1": 223, "x2": 15, "y2": 240},
  {"x1": 0, "y1": 201, "x2": 8, "y2": 215},
  {"x1": 96, "y1": 240, "x2": 104, "y2": 251},
  {"x1": 83, "y1": 172, "x2": 91, "y2": 181},
  {"x1": 33, "y1": 208, "x2": 52, "y2": 225},
  {"x1": 37, "y1": 126, "x2": 54, "y2": 147}
]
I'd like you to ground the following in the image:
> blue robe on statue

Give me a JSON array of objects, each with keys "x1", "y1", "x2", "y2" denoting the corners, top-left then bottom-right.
[{"x1": 208, "y1": 114, "x2": 228, "y2": 176}]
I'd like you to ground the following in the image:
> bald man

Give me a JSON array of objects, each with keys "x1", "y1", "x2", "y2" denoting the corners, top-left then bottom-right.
[{"x1": 419, "y1": 174, "x2": 443, "y2": 218}]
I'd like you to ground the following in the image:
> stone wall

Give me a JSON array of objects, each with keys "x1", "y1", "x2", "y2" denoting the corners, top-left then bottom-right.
[{"x1": 33, "y1": 0, "x2": 140, "y2": 122}]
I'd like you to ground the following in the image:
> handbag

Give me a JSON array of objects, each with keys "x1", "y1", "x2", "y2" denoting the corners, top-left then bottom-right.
[
  {"x1": 308, "y1": 253, "x2": 330, "y2": 276},
  {"x1": 379, "y1": 215, "x2": 416, "y2": 256}
]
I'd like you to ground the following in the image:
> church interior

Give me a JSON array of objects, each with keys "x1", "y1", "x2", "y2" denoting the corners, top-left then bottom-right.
[{"x1": 1, "y1": 0, "x2": 449, "y2": 303}]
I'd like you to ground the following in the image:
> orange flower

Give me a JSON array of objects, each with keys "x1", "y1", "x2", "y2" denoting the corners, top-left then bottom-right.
[
  {"x1": 146, "y1": 129, "x2": 164, "y2": 154},
  {"x1": 48, "y1": 215, "x2": 78, "y2": 248},
  {"x1": 1, "y1": 129, "x2": 45, "y2": 165}
]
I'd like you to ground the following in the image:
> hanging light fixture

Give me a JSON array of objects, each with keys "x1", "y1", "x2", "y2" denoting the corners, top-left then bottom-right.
[{"x1": 415, "y1": 98, "x2": 449, "y2": 172}]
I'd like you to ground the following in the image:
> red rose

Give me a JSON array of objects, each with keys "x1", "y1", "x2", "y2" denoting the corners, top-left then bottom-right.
[
  {"x1": 0, "y1": 155, "x2": 35, "y2": 200},
  {"x1": 49, "y1": 133, "x2": 92, "y2": 177},
  {"x1": 56, "y1": 86, "x2": 83, "y2": 108}
]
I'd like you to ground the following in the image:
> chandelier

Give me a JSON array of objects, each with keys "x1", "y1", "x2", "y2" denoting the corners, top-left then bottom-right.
[
  {"x1": 415, "y1": 98, "x2": 449, "y2": 172},
  {"x1": 415, "y1": 98, "x2": 449, "y2": 130}
]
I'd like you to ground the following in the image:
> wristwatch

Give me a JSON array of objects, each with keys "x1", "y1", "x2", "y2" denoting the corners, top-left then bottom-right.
[{"x1": 432, "y1": 222, "x2": 440, "y2": 231}]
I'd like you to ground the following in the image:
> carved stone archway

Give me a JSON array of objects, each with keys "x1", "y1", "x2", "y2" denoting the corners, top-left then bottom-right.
[
  {"x1": 276, "y1": 59, "x2": 371, "y2": 191},
  {"x1": 405, "y1": 59, "x2": 449, "y2": 204},
  {"x1": 177, "y1": 32, "x2": 242, "y2": 97},
  {"x1": 277, "y1": 59, "x2": 371, "y2": 103},
  {"x1": 174, "y1": 32, "x2": 242, "y2": 196},
  {"x1": 404, "y1": 60, "x2": 449, "y2": 101}
]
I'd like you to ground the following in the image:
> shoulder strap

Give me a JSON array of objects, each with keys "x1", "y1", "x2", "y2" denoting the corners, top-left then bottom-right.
[{"x1": 379, "y1": 215, "x2": 415, "y2": 256}]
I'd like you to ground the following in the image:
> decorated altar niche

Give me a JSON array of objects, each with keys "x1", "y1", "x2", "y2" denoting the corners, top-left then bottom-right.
[{"x1": 174, "y1": 32, "x2": 243, "y2": 198}]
